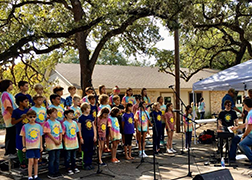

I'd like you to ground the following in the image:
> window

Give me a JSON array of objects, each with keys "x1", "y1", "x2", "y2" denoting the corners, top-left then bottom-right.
[{"x1": 189, "y1": 92, "x2": 202, "y2": 105}]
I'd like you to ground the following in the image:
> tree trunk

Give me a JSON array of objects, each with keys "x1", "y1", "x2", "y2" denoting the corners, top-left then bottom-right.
[{"x1": 71, "y1": 0, "x2": 94, "y2": 96}]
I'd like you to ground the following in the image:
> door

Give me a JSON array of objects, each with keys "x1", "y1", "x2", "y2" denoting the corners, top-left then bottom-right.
[{"x1": 161, "y1": 93, "x2": 174, "y2": 105}]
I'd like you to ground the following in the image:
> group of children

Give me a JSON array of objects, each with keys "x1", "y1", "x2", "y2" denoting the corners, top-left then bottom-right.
[{"x1": 0, "y1": 80, "x2": 194, "y2": 180}]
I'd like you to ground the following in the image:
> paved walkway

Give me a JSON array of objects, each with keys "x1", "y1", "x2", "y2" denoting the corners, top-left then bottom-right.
[{"x1": 0, "y1": 126, "x2": 251, "y2": 180}]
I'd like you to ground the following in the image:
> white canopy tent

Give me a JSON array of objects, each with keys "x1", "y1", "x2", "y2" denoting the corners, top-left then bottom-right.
[
  {"x1": 193, "y1": 60, "x2": 252, "y2": 91},
  {"x1": 191, "y1": 60, "x2": 252, "y2": 144}
]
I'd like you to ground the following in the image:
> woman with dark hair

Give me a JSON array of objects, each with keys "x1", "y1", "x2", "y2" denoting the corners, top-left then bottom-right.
[
  {"x1": 0, "y1": 80, "x2": 17, "y2": 156},
  {"x1": 141, "y1": 88, "x2": 151, "y2": 105},
  {"x1": 198, "y1": 97, "x2": 205, "y2": 119}
]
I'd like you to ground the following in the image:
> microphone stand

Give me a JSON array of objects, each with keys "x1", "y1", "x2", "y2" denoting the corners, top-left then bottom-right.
[
  {"x1": 176, "y1": 111, "x2": 198, "y2": 177},
  {"x1": 169, "y1": 86, "x2": 187, "y2": 154},
  {"x1": 80, "y1": 80, "x2": 115, "y2": 178}
]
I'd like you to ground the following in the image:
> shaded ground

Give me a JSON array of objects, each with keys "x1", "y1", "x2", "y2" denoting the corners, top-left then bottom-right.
[{"x1": 0, "y1": 123, "x2": 252, "y2": 179}]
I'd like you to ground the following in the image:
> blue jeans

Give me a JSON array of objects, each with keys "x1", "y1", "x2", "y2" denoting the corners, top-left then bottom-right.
[
  {"x1": 65, "y1": 150, "x2": 76, "y2": 170},
  {"x1": 185, "y1": 132, "x2": 192, "y2": 148},
  {"x1": 200, "y1": 112, "x2": 205, "y2": 119},
  {"x1": 229, "y1": 135, "x2": 241, "y2": 160},
  {"x1": 239, "y1": 134, "x2": 252, "y2": 162},
  {"x1": 48, "y1": 150, "x2": 60, "y2": 175}
]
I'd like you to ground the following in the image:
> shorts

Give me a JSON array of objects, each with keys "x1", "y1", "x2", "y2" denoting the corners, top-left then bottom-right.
[
  {"x1": 26, "y1": 149, "x2": 40, "y2": 159},
  {"x1": 124, "y1": 134, "x2": 133, "y2": 146}
]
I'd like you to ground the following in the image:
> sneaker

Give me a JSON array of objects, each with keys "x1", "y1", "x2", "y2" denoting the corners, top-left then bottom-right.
[
  {"x1": 47, "y1": 174, "x2": 56, "y2": 179},
  {"x1": 74, "y1": 168, "x2": 80, "y2": 173},
  {"x1": 167, "y1": 149, "x2": 173, "y2": 154},
  {"x1": 143, "y1": 151, "x2": 148, "y2": 157},
  {"x1": 115, "y1": 158, "x2": 120, "y2": 163},
  {"x1": 111, "y1": 158, "x2": 119, "y2": 163},
  {"x1": 100, "y1": 162, "x2": 107, "y2": 166},
  {"x1": 68, "y1": 169, "x2": 74, "y2": 175},
  {"x1": 171, "y1": 148, "x2": 177, "y2": 153},
  {"x1": 139, "y1": 151, "x2": 142, "y2": 157}
]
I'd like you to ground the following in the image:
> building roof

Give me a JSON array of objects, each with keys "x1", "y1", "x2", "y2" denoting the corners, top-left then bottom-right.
[{"x1": 51, "y1": 63, "x2": 219, "y2": 90}]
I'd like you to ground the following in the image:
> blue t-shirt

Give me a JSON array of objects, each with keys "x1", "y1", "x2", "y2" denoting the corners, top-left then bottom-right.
[
  {"x1": 122, "y1": 112, "x2": 134, "y2": 134},
  {"x1": 150, "y1": 110, "x2": 162, "y2": 129},
  {"x1": 11, "y1": 108, "x2": 29, "y2": 150},
  {"x1": 90, "y1": 104, "x2": 97, "y2": 119},
  {"x1": 15, "y1": 93, "x2": 34, "y2": 107},
  {"x1": 65, "y1": 96, "x2": 72, "y2": 107},
  {"x1": 78, "y1": 114, "x2": 94, "y2": 138},
  {"x1": 221, "y1": 94, "x2": 235, "y2": 110},
  {"x1": 60, "y1": 97, "x2": 66, "y2": 109}
]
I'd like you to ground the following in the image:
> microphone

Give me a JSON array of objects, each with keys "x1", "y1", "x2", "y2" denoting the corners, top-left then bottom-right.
[
  {"x1": 146, "y1": 103, "x2": 154, "y2": 108},
  {"x1": 173, "y1": 109, "x2": 181, "y2": 112},
  {"x1": 169, "y1": 85, "x2": 174, "y2": 88}
]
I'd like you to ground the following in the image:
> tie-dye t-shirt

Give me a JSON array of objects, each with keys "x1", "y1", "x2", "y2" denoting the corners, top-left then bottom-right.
[
  {"x1": 30, "y1": 106, "x2": 47, "y2": 126},
  {"x1": 143, "y1": 96, "x2": 151, "y2": 104},
  {"x1": 70, "y1": 106, "x2": 82, "y2": 121},
  {"x1": 183, "y1": 114, "x2": 193, "y2": 132},
  {"x1": 20, "y1": 123, "x2": 43, "y2": 150},
  {"x1": 82, "y1": 96, "x2": 89, "y2": 103},
  {"x1": 98, "y1": 104, "x2": 111, "y2": 112},
  {"x1": 122, "y1": 96, "x2": 136, "y2": 105},
  {"x1": 62, "y1": 120, "x2": 79, "y2": 150},
  {"x1": 108, "y1": 116, "x2": 121, "y2": 141},
  {"x1": 43, "y1": 119, "x2": 63, "y2": 151},
  {"x1": 160, "y1": 104, "x2": 166, "y2": 123},
  {"x1": 246, "y1": 110, "x2": 252, "y2": 134},
  {"x1": 135, "y1": 110, "x2": 150, "y2": 132},
  {"x1": 48, "y1": 104, "x2": 64, "y2": 122},
  {"x1": 1, "y1": 92, "x2": 17, "y2": 128}
]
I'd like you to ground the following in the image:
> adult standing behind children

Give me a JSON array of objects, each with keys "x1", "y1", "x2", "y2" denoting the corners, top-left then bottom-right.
[
  {"x1": 43, "y1": 108, "x2": 63, "y2": 179},
  {"x1": 65, "y1": 86, "x2": 77, "y2": 109},
  {"x1": 15, "y1": 81, "x2": 34, "y2": 107},
  {"x1": 20, "y1": 110, "x2": 43, "y2": 180},
  {"x1": 53, "y1": 86, "x2": 66, "y2": 109},
  {"x1": 198, "y1": 97, "x2": 205, "y2": 119},
  {"x1": 11, "y1": 95, "x2": 30, "y2": 169},
  {"x1": 0, "y1": 80, "x2": 17, "y2": 156}
]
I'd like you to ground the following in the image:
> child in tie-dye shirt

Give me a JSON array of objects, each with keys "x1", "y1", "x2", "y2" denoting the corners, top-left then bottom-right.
[
  {"x1": 43, "y1": 108, "x2": 63, "y2": 178},
  {"x1": 30, "y1": 95, "x2": 47, "y2": 127},
  {"x1": 20, "y1": 110, "x2": 43, "y2": 180},
  {"x1": 108, "y1": 107, "x2": 121, "y2": 163},
  {"x1": 122, "y1": 88, "x2": 136, "y2": 107},
  {"x1": 48, "y1": 94, "x2": 64, "y2": 123},
  {"x1": 34, "y1": 84, "x2": 48, "y2": 108},
  {"x1": 70, "y1": 96, "x2": 81, "y2": 121},
  {"x1": 183, "y1": 105, "x2": 193, "y2": 149},
  {"x1": 62, "y1": 109, "x2": 81, "y2": 175}
]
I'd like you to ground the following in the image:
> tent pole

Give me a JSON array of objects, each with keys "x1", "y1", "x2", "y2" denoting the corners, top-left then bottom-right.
[{"x1": 192, "y1": 90, "x2": 197, "y2": 144}]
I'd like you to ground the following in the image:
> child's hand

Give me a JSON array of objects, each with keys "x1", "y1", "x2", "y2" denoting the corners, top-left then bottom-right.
[
  {"x1": 80, "y1": 138, "x2": 84, "y2": 144},
  {"x1": 21, "y1": 114, "x2": 26, "y2": 119},
  {"x1": 93, "y1": 136, "x2": 97, "y2": 142},
  {"x1": 22, "y1": 148, "x2": 26, "y2": 152},
  {"x1": 55, "y1": 140, "x2": 61, "y2": 145},
  {"x1": 40, "y1": 147, "x2": 43, "y2": 152}
]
